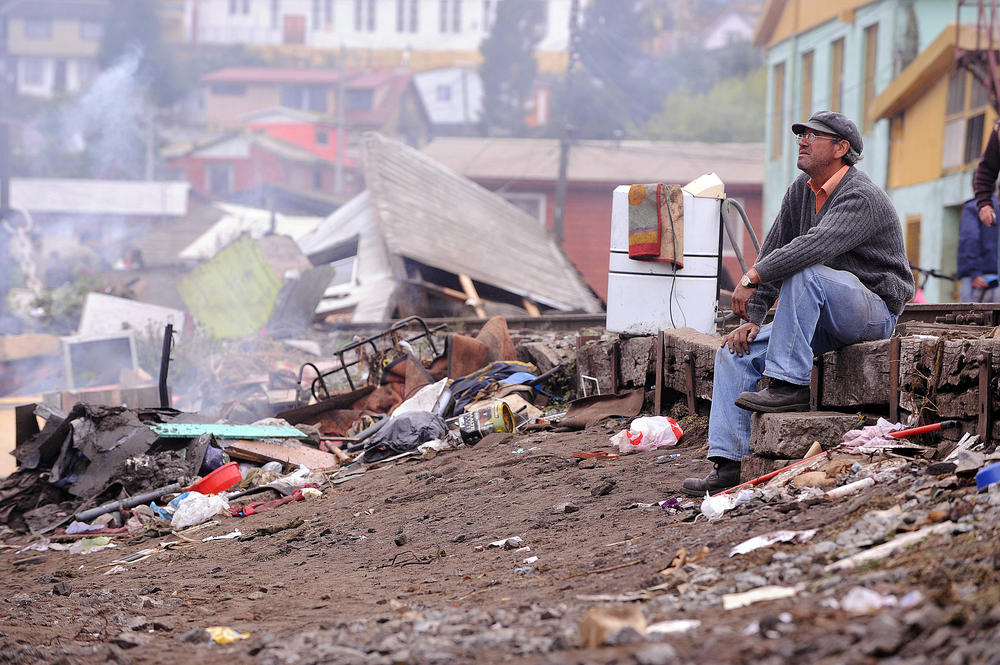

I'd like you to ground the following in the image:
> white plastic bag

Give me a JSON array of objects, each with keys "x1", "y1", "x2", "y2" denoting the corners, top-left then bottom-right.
[
  {"x1": 170, "y1": 492, "x2": 230, "y2": 530},
  {"x1": 609, "y1": 416, "x2": 684, "y2": 454},
  {"x1": 701, "y1": 489, "x2": 754, "y2": 521}
]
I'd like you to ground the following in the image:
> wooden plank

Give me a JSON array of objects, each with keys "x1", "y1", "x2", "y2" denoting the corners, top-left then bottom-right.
[
  {"x1": 522, "y1": 299, "x2": 541, "y2": 317},
  {"x1": 225, "y1": 439, "x2": 339, "y2": 469},
  {"x1": 458, "y1": 274, "x2": 487, "y2": 318},
  {"x1": 654, "y1": 331, "x2": 664, "y2": 416}
]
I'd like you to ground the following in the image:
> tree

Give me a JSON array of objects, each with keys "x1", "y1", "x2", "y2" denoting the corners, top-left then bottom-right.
[
  {"x1": 99, "y1": 0, "x2": 180, "y2": 107},
  {"x1": 479, "y1": 0, "x2": 547, "y2": 136},
  {"x1": 558, "y1": 0, "x2": 671, "y2": 140},
  {"x1": 644, "y1": 67, "x2": 765, "y2": 142}
]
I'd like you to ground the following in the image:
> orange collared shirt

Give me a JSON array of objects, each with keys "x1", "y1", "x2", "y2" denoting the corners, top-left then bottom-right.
[{"x1": 806, "y1": 163, "x2": 850, "y2": 213}]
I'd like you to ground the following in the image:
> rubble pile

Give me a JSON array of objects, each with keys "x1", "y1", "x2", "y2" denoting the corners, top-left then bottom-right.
[{"x1": 0, "y1": 320, "x2": 997, "y2": 665}]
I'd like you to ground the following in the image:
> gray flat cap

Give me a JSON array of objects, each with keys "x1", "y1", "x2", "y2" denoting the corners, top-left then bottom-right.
[{"x1": 792, "y1": 110, "x2": 863, "y2": 155}]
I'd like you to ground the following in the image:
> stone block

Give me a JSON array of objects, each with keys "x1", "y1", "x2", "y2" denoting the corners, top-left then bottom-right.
[
  {"x1": 576, "y1": 337, "x2": 616, "y2": 396},
  {"x1": 619, "y1": 336, "x2": 655, "y2": 388},
  {"x1": 819, "y1": 339, "x2": 890, "y2": 408},
  {"x1": 661, "y1": 327, "x2": 719, "y2": 401},
  {"x1": 749, "y1": 411, "x2": 866, "y2": 459}
]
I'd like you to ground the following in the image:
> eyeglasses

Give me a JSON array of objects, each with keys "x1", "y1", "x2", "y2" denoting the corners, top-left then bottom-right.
[{"x1": 794, "y1": 131, "x2": 845, "y2": 145}]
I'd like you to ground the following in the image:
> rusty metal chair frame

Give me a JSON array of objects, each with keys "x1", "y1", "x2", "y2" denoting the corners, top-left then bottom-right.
[{"x1": 301, "y1": 316, "x2": 444, "y2": 402}]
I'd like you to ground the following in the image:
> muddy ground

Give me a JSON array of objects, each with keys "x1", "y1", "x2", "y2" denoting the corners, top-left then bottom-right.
[{"x1": 1, "y1": 409, "x2": 998, "y2": 665}]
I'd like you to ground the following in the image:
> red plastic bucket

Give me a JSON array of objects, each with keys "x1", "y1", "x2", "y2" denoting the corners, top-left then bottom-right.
[{"x1": 187, "y1": 462, "x2": 242, "y2": 495}]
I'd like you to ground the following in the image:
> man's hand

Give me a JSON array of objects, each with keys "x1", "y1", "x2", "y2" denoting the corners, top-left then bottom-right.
[
  {"x1": 721, "y1": 322, "x2": 760, "y2": 357},
  {"x1": 973, "y1": 275, "x2": 990, "y2": 289},
  {"x1": 979, "y1": 204, "x2": 995, "y2": 226},
  {"x1": 731, "y1": 284, "x2": 754, "y2": 321}
]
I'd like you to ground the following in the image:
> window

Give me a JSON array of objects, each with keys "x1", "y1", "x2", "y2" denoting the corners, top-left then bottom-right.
[
  {"x1": 325, "y1": 0, "x2": 333, "y2": 23},
  {"x1": 396, "y1": 0, "x2": 418, "y2": 32},
  {"x1": 229, "y1": 0, "x2": 238, "y2": 14},
  {"x1": 771, "y1": 61, "x2": 785, "y2": 160},
  {"x1": 354, "y1": 0, "x2": 375, "y2": 31},
  {"x1": 830, "y1": 38, "x2": 844, "y2": 112},
  {"x1": 242, "y1": 0, "x2": 251, "y2": 14},
  {"x1": 943, "y1": 69, "x2": 990, "y2": 170},
  {"x1": 22, "y1": 57, "x2": 44, "y2": 86},
  {"x1": 862, "y1": 24, "x2": 878, "y2": 132},
  {"x1": 24, "y1": 18, "x2": 52, "y2": 39},
  {"x1": 345, "y1": 88, "x2": 373, "y2": 110},
  {"x1": 313, "y1": 169, "x2": 324, "y2": 190},
  {"x1": 316, "y1": 128, "x2": 329, "y2": 145},
  {"x1": 210, "y1": 82, "x2": 247, "y2": 96},
  {"x1": 501, "y1": 193, "x2": 546, "y2": 224},
  {"x1": 439, "y1": 0, "x2": 461, "y2": 32},
  {"x1": 436, "y1": 84, "x2": 451, "y2": 101},
  {"x1": 271, "y1": 0, "x2": 279, "y2": 28},
  {"x1": 80, "y1": 21, "x2": 102, "y2": 41},
  {"x1": 312, "y1": 0, "x2": 321, "y2": 27},
  {"x1": 281, "y1": 85, "x2": 328, "y2": 112},
  {"x1": 800, "y1": 50, "x2": 813, "y2": 118},
  {"x1": 206, "y1": 163, "x2": 234, "y2": 194}
]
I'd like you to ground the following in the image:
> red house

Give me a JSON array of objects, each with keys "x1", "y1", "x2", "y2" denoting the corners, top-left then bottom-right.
[
  {"x1": 242, "y1": 107, "x2": 347, "y2": 162},
  {"x1": 421, "y1": 138, "x2": 765, "y2": 302},
  {"x1": 166, "y1": 132, "x2": 362, "y2": 213}
]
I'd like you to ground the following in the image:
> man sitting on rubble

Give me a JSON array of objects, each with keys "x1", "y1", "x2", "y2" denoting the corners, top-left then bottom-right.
[{"x1": 682, "y1": 111, "x2": 914, "y2": 497}]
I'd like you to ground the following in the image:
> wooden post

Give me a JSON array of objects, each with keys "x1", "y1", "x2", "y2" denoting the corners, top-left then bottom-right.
[
  {"x1": 458, "y1": 274, "x2": 486, "y2": 318},
  {"x1": 654, "y1": 331, "x2": 664, "y2": 416},
  {"x1": 889, "y1": 336, "x2": 900, "y2": 423},
  {"x1": 978, "y1": 350, "x2": 994, "y2": 443}
]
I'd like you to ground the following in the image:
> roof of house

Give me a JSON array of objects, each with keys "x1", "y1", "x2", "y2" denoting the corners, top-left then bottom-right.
[
  {"x1": 420, "y1": 138, "x2": 765, "y2": 186},
  {"x1": 203, "y1": 68, "x2": 344, "y2": 85},
  {"x1": 345, "y1": 72, "x2": 414, "y2": 129},
  {"x1": 240, "y1": 107, "x2": 335, "y2": 125},
  {"x1": 10, "y1": 178, "x2": 189, "y2": 216},
  {"x1": 179, "y1": 203, "x2": 323, "y2": 261},
  {"x1": 752, "y1": 0, "x2": 871, "y2": 47},
  {"x1": 870, "y1": 24, "x2": 975, "y2": 122},
  {"x1": 0, "y1": 0, "x2": 107, "y2": 20},
  {"x1": 361, "y1": 132, "x2": 602, "y2": 313},
  {"x1": 168, "y1": 132, "x2": 359, "y2": 168}
]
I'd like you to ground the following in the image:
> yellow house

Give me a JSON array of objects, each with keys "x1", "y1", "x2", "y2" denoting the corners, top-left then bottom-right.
[
  {"x1": 869, "y1": 24, "x2": 997, "y2": 301},
  {"x1": 1, "y1": 0, "x2": 108, "y2": 99}
]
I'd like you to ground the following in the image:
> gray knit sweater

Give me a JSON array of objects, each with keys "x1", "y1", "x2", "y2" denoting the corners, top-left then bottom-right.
[{"x1": 747, "y1": 166, "x2": 915, "y2": 326}]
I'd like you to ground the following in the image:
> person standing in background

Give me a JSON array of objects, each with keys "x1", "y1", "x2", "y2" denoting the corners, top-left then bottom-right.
[
  {"x1": 971, "y1": 119, "x2": 1000, "y2": 292},
  {"x1": 957, "y1": 198, "x2": 1000, "y2": 302}
]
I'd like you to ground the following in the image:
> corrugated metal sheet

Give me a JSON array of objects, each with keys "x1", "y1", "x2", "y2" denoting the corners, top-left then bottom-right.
[
  {"x1": 362, "y1": 132, "x2": 602, "y2": 313},
  {"x1": 420, "y1": 138, "x2": 765, "y2": 186}
]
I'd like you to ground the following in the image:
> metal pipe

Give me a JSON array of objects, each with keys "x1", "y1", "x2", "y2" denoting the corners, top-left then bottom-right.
[{"x1": 74, "y1": 479, "x2": 186, "y2": 523}]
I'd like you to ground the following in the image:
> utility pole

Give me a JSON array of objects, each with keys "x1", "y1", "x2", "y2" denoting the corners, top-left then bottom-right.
[
  {"x1": 334, "y1": 46, "x2": 346, "y2": 195},
  {"x1": 553, "y1": 0, "x2": 580, "y2": 245}
]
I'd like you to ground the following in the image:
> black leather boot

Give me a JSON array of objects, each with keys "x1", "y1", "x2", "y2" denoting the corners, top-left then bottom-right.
[
  {"x1": 734, "y1": 379, "x2": 810, "y2": 413},
  {"x1": 681, "y1": 459, "x2": 741, "y2": 497}
]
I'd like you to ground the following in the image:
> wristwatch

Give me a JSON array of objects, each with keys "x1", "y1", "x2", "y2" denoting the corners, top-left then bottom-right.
[{"x1": 740, "y1": 273, "x2": 757, "y2": 289}]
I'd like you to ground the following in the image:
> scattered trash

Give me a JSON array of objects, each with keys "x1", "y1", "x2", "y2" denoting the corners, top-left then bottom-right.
[
  {"x1": 609, "y1": 416, "x2": 684, "y2": 454},
  {"x1": 205, "y1": 626, "x2": 250, "y2": 644},
  {"x1": 578, "y1": 604, "x2": 647, "y2": 648},
  {"x1": 841, "y1": 586, "x2": 898, "y2": 613},
  {"x1": 202, "y1": 530, "x2": 243, "y2": 542},
  {"x1": 824, "y1": 477, "x2": 875, "y2": 499},
  {"x1": 729, "y1": 529, "x2": 817, "y2": 557},
  {"x1": 524, "y1": 556, "x2": 538, "y2": 564},
  {"x1": 976, "y1": 462, "x2": 1000, "y2": 492},
  {"x1": 170, "y1": 492, "x2": 230, "y2": 530},
  {"x1": 722, "y1": 585, "x2": 799, "y2": 610},
  {"x1": 68, "y1": 536, "x2": 115, "y2": 555},
  {"x1": 488, "y1": 537, "x2": 524, "y2": 549},
  {"x1": 826, "y1": 521, "x2": 962, "y2": 572},
  {"x1": 701, "y1": 489, "x2": 754, "y2": 521},
  {"x1": 646, "y1": 619, "x2": 702, "y2": 635}
]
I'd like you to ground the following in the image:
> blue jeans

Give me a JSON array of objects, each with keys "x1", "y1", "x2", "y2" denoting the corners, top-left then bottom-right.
[{"x1": 707, "y1": 265, "x2": 898, "y2": 462}]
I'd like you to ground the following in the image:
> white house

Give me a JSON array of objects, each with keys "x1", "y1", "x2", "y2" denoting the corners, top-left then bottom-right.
[
  {"x1": 182, "y1": 0, "x2": 571, "y2": 71},
  {"x1": 412, "y1": 66, "x2": 482, "y2": 133}
]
